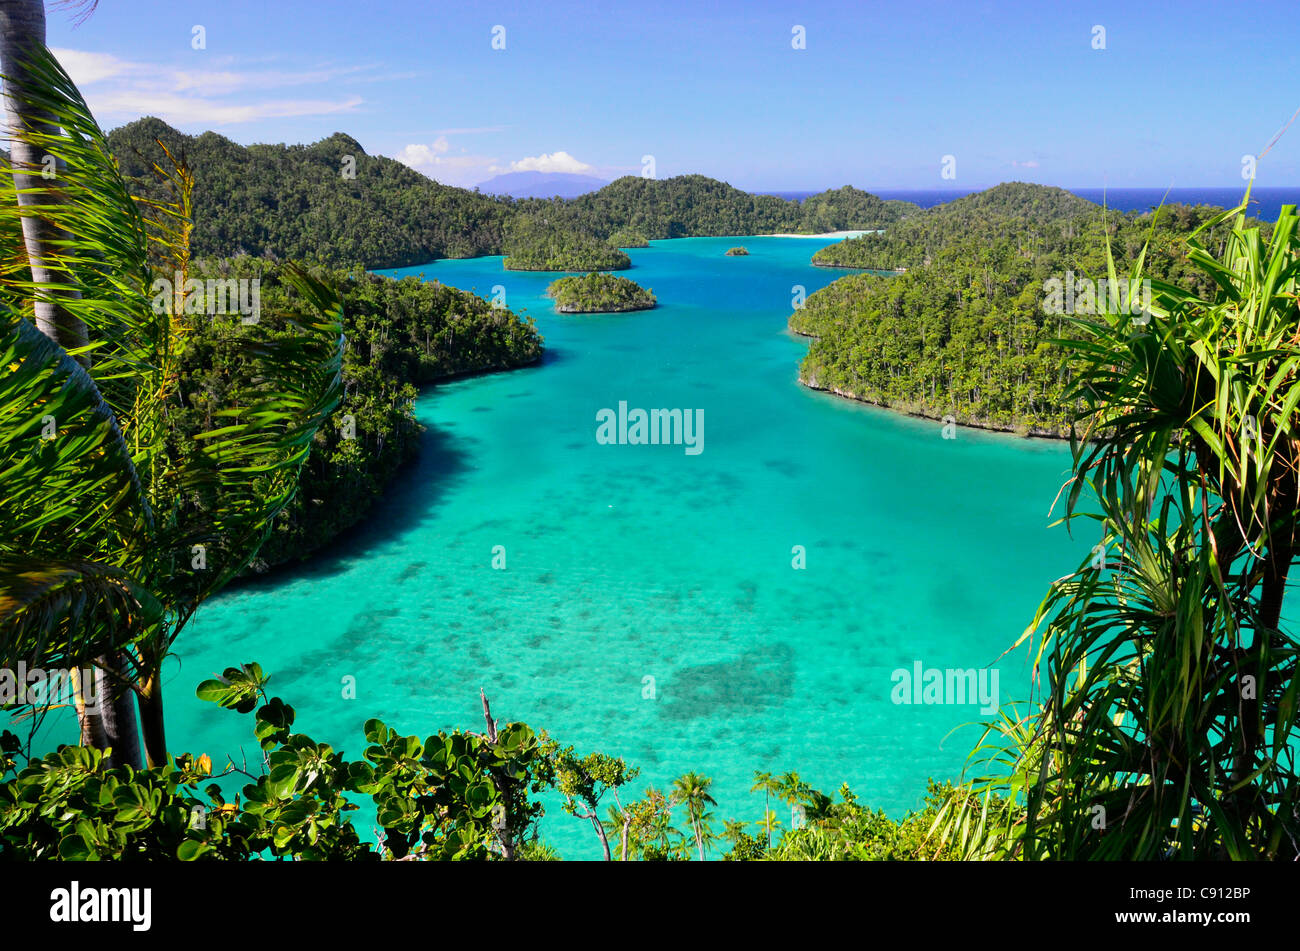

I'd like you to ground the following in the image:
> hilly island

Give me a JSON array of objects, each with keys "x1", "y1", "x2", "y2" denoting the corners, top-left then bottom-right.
[
  {"x1": 99, "y1": 120, "x2": 1272, "y2": 574},
  {"x1": 4, "y1": 0, "x2": 1300, "y2": 879}
]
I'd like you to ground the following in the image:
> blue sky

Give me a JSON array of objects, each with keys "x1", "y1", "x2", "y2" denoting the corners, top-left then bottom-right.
[{"x1": 42, "y1": 0, "x2": 1300, "y2": 190}]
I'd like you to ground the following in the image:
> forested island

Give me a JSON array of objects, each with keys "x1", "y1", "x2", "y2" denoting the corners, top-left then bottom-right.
[
  {"x1": 725, "y1": 246, "x2": 749, "y2": 256},
  {"x1": 608, "y1": 227, "x2": 650, "y2": 248},
  {"x1": 795, "y1": 184, "x2": 1260, "y2": 434},
  {"x1": 106, "y1": 119, "x2": 918, "y2": 269},
  {"x1": 548, "y1": 272, "x2": 656, "y2": 313},
  {"x1": 6, "y1": 19, "x2": 1300, "y2": 868},
  {"x1": 176, "y1": 260, "x2": 541, "y2": 572},
  {"x1": 503, "y1": 214, "x2": 631, "y2": 271},
  {"x1": 539, "y1": 177, "x2": 917, "y2": 240}
]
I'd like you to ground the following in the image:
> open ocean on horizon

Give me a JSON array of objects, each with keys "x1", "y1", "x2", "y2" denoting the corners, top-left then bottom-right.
[{"x1": 763, "y1": 187, "x2": 1300, "y2": 222}]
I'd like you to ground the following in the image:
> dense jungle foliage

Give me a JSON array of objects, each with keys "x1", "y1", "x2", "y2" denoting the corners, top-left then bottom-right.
[
  {"x1": 503, "y1": 214, "x2": 631, "y2": 271},
  {"x1": 178, "y1": 260, "x2": 541, "y2": 571},
  {"x1": 107, "y1": 119, "x2": 917, "y2": 269},
  {"x1": 794, "y1": 185, "x2": 1265, "y2": 434},
  {"x1": 547, "y1": 272, "x2": 656, "y2": 312}
]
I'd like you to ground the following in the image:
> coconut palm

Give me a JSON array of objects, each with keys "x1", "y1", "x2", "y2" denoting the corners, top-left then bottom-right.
[
  {"x1": 0, "y1": 0, "x2": 86, "y2": 348},
  {"x1": 672, "y1": 771, "x2": 717, "y2": 860},
  {"x1": 0, "y1": 41, "x2": 344, "y2": 768},
  {"x1": 935, "y1": 189, "x2": 1300, "y2": 859},
  {"x1": 750, "y1": 770, "x2": 783, "y2": 848},
  {"x1": 754, "y1": 808, "x2": 782, "y2": 848}
]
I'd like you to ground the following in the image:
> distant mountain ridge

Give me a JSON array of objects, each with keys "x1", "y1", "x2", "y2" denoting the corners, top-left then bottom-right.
[{"x1": 477, "y1": 170, "x2": 609, "y2": 198}]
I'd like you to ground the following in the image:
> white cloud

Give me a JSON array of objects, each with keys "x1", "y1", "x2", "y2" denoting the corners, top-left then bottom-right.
[
  {"x1": 51, "y1": 48, "x2": 130, "y2": 85},
  {"x1": 394, "y1": 138, "x2": 457, "y2": 169},
  {"x1": 395, "y1": 140, "x2": 499, "y2": 186},
  {"x1": 508, "y1": 150, "x2": 594, "y2": 174},
  {"x1": 91, "y1": 91, "x2": 363, "y2": 125},
  {"x1": 1011, "y1": 159, "x2": 1041, "y2": 169},
  {"x1": 395, "y1": 143, "x2": 596, "y2": 188},
  {"x1": 48, "y1": 47, "x2": 369, "y2": 126}
]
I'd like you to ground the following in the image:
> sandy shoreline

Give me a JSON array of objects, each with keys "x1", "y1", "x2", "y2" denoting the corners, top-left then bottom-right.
[{"x1": 756, "y1": 229, "x2": 873, "y2": 239}]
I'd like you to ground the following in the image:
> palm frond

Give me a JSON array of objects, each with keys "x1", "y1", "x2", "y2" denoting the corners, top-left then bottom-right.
[
  {"x1": 0, "y1": 556, "x2": 160, "y2": 671},
  {"x1": 151, "y1": 265, "x2": 344, "y2": 632},
  {"x1": 0, "y1": 45, "x2": 157, "y2": 420},
  {"x1": 0, "y1": 305, "x2": 151, "y2": 569}
]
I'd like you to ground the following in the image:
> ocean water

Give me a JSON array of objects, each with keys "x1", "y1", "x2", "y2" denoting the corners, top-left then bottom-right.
[
  {"x1": 766, "y1": 187, "x2": 1300, "y2": 222},
  {"x1": 38, "y1": 236, "x2": 1091, "y2": 857}
]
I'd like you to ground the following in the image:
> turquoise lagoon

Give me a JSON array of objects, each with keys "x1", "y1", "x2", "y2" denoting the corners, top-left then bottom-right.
[{"x1": 106, "y1": 237, "x2": 1092, "y2": 856}]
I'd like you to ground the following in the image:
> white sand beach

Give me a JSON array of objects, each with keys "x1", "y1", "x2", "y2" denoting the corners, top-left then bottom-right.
[{"x1": 756, "y1": 229, "x2": 879, "y2": 239}]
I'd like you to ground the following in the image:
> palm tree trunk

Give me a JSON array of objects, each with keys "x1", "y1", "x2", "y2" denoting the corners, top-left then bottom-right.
[
  {"x1": 1, "y1": 0, "x2": 144, "y2": 771},
  {"x1": 0, "y1": 0, "x2": 88, "y2": 350},
  {"x1": 765, "y1": 790, "x2": 771, "y2": 849},
  {"x1": 137, "y1": 672, "x2": 167, "y2": 768},
  {"x1": 79, "y1": 656, "x2": 143, "y2": 771}
]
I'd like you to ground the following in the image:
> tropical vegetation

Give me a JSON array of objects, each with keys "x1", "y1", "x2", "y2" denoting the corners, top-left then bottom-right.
[
  {"x1": 0, "y1": 42, "x2": 344, "y2": 771},
  {"x1": 502, "y1": 214, "x2": 630, "y2": 271},
  {"x1": 106, "y1": 119, "x2": 919, "y2": 270},
  {"x1": 547, "y1": 272, "x2": 655, "y2": 313},
  {"x1": 3, "y1": 2, "x2": 1298, "y2": 865},
  {"x1": 178, "y1": 260, "x2": 541, "y2": 571},
  {"x1": 0, "y1": 662, "x2": 959, "y2": 860},
  {"x1": 795, "y1": 185, "x2": 1264, "y2": 434},
  {"x1": 607, "y1": 227, "x2": 649, "y2": 248},
  {"x1": 932, "y1": 191, "x2": 1300, "y2": 860}
]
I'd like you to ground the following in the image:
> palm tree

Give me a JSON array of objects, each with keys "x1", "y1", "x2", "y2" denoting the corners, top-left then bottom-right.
[
  {"x1": 0, "y1": 42, "x2": 344, "y2": 768},
  {"x1": 633, "y1": 786, "x2": 681, "y2": 859},
  {"x1": 0, "y1": 0, "x2": 86, "y2": 348},
  {"x1": 721, "y1": 818, "x2": 749, "y2": 845},
  {"x1": 0, "y1": 0, "x2": 133, "y2": 761},
  {"x1": 754, "y1": 808, "x2": 782, "y2": 848},
  {"x1": 750, "y1": 770, "x2": 783, "y2": 849},
  {"x1": 935, "y1": 189, "x2": 1300, "y2": 859},
  {"x1": 672, "y1": 771, "x2": 717, "y2": 860}
]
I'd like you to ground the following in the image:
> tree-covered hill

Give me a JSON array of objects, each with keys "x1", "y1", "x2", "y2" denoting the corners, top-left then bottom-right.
[
  {"x1": 176, "y1": 259, "x2": 542, "y2": 571},
  {"x1": 107, "y1": 120, "x2": 919, "y2": 271},
  {"x1": 812, "y1": 182, "x2": 1107, "y2": 270},
  {"x1": 524, "y1": 174, "x2": 918, "y2": 240},
  {"x1": 548, "y1": 272, "x2": 656, "y2": 312},
  {"x1": 795, "y1": 187, "x2": 1259, "y2": 435},
  {"x1": 503, "y1": 214, "x2": 631, "y2": 271},
  {"x1": 108, "y1": 117, "x2": 516, "y2": 269}
]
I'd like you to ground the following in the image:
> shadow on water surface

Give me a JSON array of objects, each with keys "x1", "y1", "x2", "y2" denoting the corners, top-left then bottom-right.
[
  {"x1": 228, "y1": 422, "x2": 473, "y2": 591},
  {"x1": 658, "y1": 644, "x2": 795, "y2": 722}
]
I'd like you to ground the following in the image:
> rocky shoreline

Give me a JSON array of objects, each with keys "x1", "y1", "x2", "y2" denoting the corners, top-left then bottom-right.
[
  {"x1": 798, "y1": 377, "x2": 1070, "y2": 439},
  {"x1": 555, "y1": 302, "x2": 655, "y2": 313}
]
